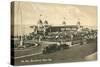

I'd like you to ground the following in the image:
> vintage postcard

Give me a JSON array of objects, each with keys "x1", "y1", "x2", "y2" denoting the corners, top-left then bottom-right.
[{"x1": 11, "y1": 1, "x2": 97, "y2": 66}]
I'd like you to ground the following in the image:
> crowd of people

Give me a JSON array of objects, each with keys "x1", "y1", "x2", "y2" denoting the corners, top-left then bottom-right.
[{"x1": 12, "y1": 25, "x2": 97, "y2": 48}]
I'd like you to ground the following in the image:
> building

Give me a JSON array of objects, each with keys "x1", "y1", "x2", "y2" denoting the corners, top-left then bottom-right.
[{"x1": 46, "y1": 25, "x2": 78, "y2": 33}]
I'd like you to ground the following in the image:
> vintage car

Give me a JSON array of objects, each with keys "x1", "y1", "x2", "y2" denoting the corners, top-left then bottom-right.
[{"x1": 42, "y1": 43, "x2": 69, "y2": 54}]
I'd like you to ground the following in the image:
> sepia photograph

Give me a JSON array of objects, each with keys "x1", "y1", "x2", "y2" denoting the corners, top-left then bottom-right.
[{"x1": 11, "y1": 1, "x2": 97, "y2": 66}]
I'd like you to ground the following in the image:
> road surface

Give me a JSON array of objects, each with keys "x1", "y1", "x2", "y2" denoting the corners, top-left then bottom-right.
[{"x1": 13, "y1": 41, "x2": 97, "y2": 65}]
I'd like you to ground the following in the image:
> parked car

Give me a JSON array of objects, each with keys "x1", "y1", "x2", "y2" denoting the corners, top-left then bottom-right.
[{"x1": 42, "y1": 43, "x2": 69, "y2": 54}]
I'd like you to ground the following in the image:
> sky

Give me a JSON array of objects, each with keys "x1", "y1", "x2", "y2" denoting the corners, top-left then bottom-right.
[
  {"x1": 14, "y1": 1, "x2": 97, "y2": 26},
  {"x1": 12, "y1": 1, "x2": 97, "y2": 35}
]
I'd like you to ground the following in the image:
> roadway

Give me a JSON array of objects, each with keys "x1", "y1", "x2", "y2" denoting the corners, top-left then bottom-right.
[{"x1": 14, "y1": 41, "x2": 97, "y2": 65}]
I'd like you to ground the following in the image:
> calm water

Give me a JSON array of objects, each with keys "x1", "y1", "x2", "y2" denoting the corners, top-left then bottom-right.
[{"x1": 11, "y1": 24, "x2": 33, "y2": 36}]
